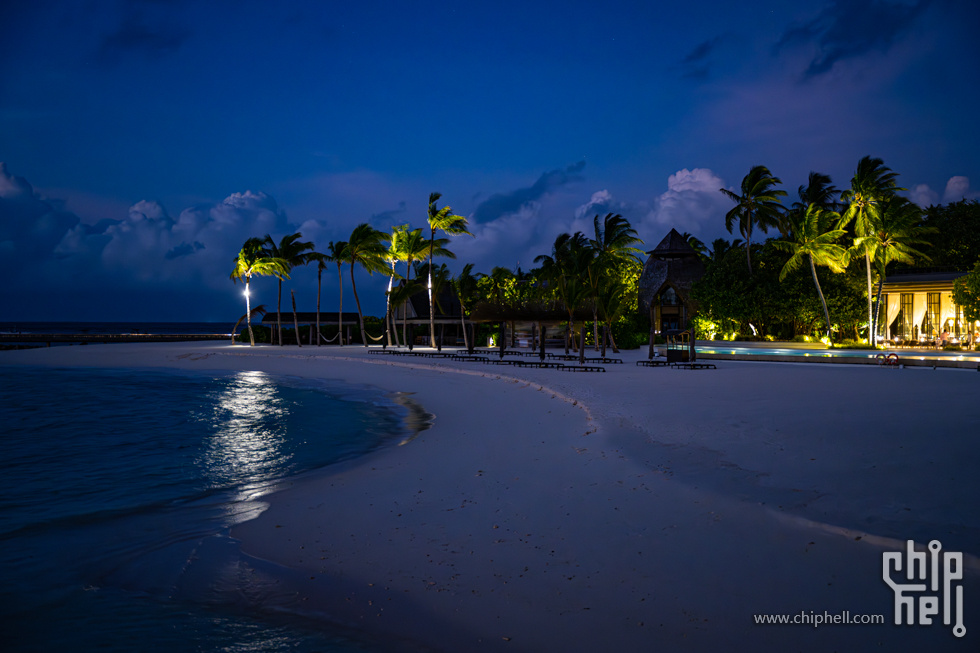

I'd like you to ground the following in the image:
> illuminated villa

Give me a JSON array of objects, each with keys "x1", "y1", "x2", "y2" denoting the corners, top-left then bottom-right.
[{"x1": 878, "y1": 270, "x2": 978, "y2": 344}]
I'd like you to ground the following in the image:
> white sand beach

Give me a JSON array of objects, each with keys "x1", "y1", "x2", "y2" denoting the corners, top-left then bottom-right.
[{"x1": 2, "y1": 342, "x2": 978, "y2": 652}]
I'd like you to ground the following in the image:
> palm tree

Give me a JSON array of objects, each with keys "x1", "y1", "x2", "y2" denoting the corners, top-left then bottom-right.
[
  {"x1": 535, "y1": 232, "x2": 593, "y2": 352},
  {"x1": 325, "y1": 240, "x2": 348, "y2": 345},
  {"x1": 231, "y1": 304, "x2": 266, "y2": 344},
  {"x1": 772, "y1": 206, "x2": 848, "y2": 341},
  {"x1": 855, "y1": 197, "x2": 932, "y2": 341},
  {"x1": 384, "y1": 226, "x2": 409, "y2": 346},
  {"x1": 346, "y1": 223, "x2": 389, "y2": 346},
  {"x1": 263, "y1": 232, "x2": 315, "y2": 345},
  {"x1": 720, "y1": 165, "x2": 787, "y2": 274},
  {"x1": 395, "y1": 226, "x2": 449, "y2": 346},
  {"x1": 452, "y1": 263, "x2": 480, "y2": 352},
  {"x1": 589, "y1": 213, "x2": 644, "y2": 348},
  {"x1": 230, "y1": 237, "x2": 290, "y2": 346},
  {"x1": 780, "y1": 172, "x2": 840, "y2": 238},
  {"x1": 426, "y1": 192, "x2": 471, "y2": 347},
  {"x1": 307, "y1": 252, "x2": 329, "y2": 345},
  {"x1": 840, "y1": 156, "x2": 904, "y2": 342},
  {"x1": 418, "y1": 261, "x2": 454, "y2": 348}
]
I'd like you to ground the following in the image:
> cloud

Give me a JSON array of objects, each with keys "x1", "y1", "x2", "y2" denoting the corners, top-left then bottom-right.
[
  {"x1": 910, "y1": 176, "x2": 977, "y2": 206},
  {"x1": 774, "y1": 0, "x2": 932, "y2": 79},
  {"x1": 0, "y1": 162, "x2": 80, "y2": 260},
  {"x1": 470, "y1": 161, "x2": 586, "y2": 224},
  {"x1": 370, "y1": 201, "x2": 408, "y2": 226},
  {"x1": 680, "y1": 35, "x2": 725, "y2": 80},
  {"x1": 640, "y1": 168, "x2": 731, "y2": 240},
  {"x1": 908, "y1": 183, "x2": 939, "y2": 207},
  {"x1": 942, "y1": 176, "x2": 973, "y2": 203},
  {"x1": 165, "y1": 241, "x2": 205, "y2": 260},
  {"x1": 98, "y1": 3, "x2": 190, "y2": 63}
]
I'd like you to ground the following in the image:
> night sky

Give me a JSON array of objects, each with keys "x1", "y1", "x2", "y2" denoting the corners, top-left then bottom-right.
[{"x1": 2, "y1": 0, "x2": 978, "y2": 322}]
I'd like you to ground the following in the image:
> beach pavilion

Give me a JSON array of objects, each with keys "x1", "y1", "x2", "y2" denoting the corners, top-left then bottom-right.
[{"x1": 637, "y1": 228, "x2": 705, "y2": 336}]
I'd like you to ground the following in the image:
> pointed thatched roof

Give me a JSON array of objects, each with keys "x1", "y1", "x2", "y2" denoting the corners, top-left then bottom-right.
[{"x1": 647, "y1": 228, "x2": 697, "y2": 258}]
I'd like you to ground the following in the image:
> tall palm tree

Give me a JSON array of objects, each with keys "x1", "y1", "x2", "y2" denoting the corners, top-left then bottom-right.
[
  {"x1": 230, "y1": 237, "x2": 290, "y2": 346},
  {"x1": 453, "y1": 263, "x2": 480, "y2": 352},
  {"x1": 772, "y1": 206, "x2": 848, "y2": 341},
  {"x1": 589, "y1": 213, "x2": 644, "y2": 348},
  {"x1": 346, "y1": 223, "x2": 389, "y2": 346},
  {"x1": 263, "y1": 232, "x2": 315, "y2": 345},
  {"x1": 324, "y1": 240, "x2": 348, "y2": 345},
  {"x1": 384, "y1": 226, "x2": 410, "y2": 346},
  {"x1": 855, "y1": 197, "x2": 932, "y2": 340},
  {"x1": 307, "y1": 251, "x2": 329, "y2": 345},
  {"x1": 839, "y1": 156, "x2": 904, "y2": 342},
  {"x1": 720, "y1": 165, "x2": 786, "y2": 274},
  {"x1": 426, "y1": 192, "x2": 471, "y2": 346},
  {"x1": 535, "y1": 232, "x2": 593, "y2": 352}
]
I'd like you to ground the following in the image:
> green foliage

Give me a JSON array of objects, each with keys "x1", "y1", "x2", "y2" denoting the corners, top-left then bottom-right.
[
  {"x1": 916, "y1": 199, "x2": 980, "y2": 270},
  {"x1": 953, "y1": 260, "x2": 980, "y2": 326},
  {"x1": 692, "y1": 238, "x2": 865, "y2": 340}
]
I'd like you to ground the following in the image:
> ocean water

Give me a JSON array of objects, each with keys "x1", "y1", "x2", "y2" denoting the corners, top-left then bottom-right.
[{"x1": 0, "y1": 366, "x2": 422, "y2": 652}]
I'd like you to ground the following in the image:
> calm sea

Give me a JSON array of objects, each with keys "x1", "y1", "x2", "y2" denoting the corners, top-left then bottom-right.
[
  {"x1": 0, "y1": 366, "x2": 420, "y2": 652},
  {"x1": 0, "y1": 321, "x2": 237, "y2": 335}
]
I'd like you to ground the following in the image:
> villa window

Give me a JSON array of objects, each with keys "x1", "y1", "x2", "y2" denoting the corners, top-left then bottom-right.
[
  {"x1": 660, "y1": 287, "x2": 680, "y2": 306},
  {"x1": 923, "y1": 292, "x2": 940, "y2": 337},
  {"x1": 895, "y1": 293, "x2": 913, "y2": 339}
]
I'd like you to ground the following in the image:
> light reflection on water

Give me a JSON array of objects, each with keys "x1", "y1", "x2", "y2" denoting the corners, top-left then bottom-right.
[
  {"x1": 0, "y1": 366, "x2": 429, "y2": 653},
  {"x1": 202, "y1": 371, "x2": 290, "y2": 504}
]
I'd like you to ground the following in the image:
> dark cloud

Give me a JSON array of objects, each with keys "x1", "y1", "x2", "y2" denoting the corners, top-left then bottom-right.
[
  {"x1": 370, "y1": 201, "x2": 407, "y2": 225},
  {"x1": 680, "y1": 35, "x2": 725, "y2": 80},
  {"x1": 774, "y1": 0, "x2": 932, "y2": 79},
  {"x1": 0, "y1": 162, "x2": 80, "y2": 261},
  {"x1": 98, "y1": 9, "x2": 190, "y2": 63},
  {"x1": 165, "y1": 241, "x2": 205, "y2": 260},
  {"x1": 471, "y1": 161, "x2": 586, "y2": 224},
  {"x1": 683, "y1": 36, "x2": 723, "y2": 64}
]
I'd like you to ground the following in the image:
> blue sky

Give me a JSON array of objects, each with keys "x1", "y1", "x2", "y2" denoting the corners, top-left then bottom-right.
[{"x1": 2, "y1": 0, "x2": 978, "y2": 321}]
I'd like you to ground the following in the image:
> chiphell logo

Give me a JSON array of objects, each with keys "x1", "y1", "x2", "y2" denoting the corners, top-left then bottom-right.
[{"x1": 883, "y1": 539, "x2": 965, "y2": 637}]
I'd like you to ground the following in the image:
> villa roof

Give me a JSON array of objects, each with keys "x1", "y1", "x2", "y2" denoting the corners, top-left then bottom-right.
[{"x1": 646, "y1": 228, "x2": 697, "y2": 257}]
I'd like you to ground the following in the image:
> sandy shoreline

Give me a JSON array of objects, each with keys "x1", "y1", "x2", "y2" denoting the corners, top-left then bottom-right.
[{"x1": 2, "y1": 342, "x2": 978, "y2": 651}]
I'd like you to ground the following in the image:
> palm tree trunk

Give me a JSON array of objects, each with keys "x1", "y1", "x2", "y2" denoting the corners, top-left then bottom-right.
[
  {"x1": 745, "y1": 233, "x2": 753, "y2": 274},
  {"x1": 460, "y1": 305, "x2": 469, "y2": 352},
  {"x1": 385, "y1": 263, "x2": 395, "y2": 347},
  {"x1": 277, "y1": 280, "x2": 283, "y2": 346},
  {"x1": 593, "y1": 308, "x2": 599, "y2": 351},
  {"x1": 291, "y1": 289, "x2": 302, "y2": 347},
  {"x1": 810, "y1": 255, "x2": 832, "y2": 341},
  {"x1": 609, "y1": 323, "x2": 620, "y2": 353},
  {"x1": 600, "y1": 323, "x2": 607, "y2": 358},
  {"x1": 873, "y1": 276, "x2": 886, "y2": 344},
  {"x1": 350, "y1": 266, "x2": 367, "y2": 346},
  {"x1": 865, "y1": 253, "x2": 874, "y2": 343},
  {"x1": 428, "y1": 235, "x2": 436, "y2": 348},
  {"x1": 402, "y1": 262, "x2": 412, "y2": 348},
  {"x1": 245, "y1": 277, "x2": 255, "y2": 346},
  {"x1": 316, "y1": 268, "x2": 322, "y2": 346},
  {"x1": 336, "y1": 262, "x2": 344, "y2": 346}
]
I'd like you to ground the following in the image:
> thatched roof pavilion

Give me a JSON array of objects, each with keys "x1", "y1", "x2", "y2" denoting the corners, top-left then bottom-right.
[{"x1": 637, "y1": 228, "x2": 705, "y2": 334}]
